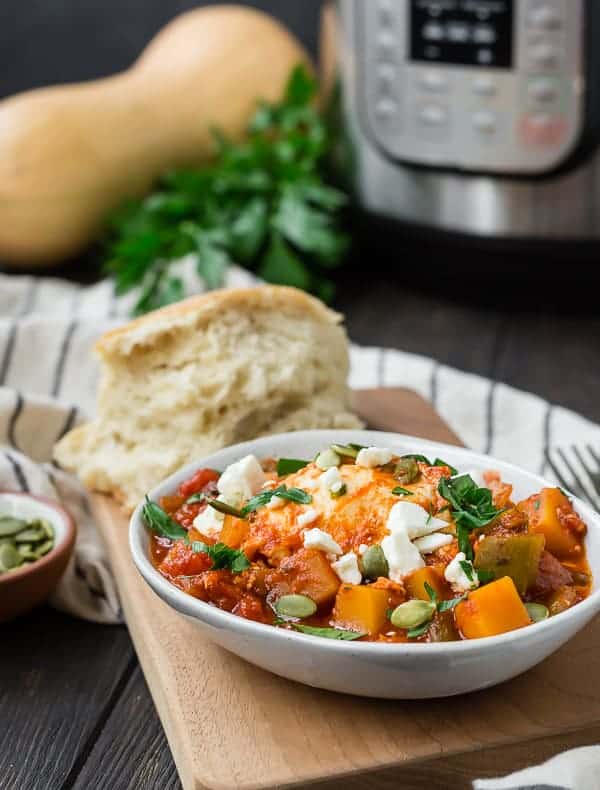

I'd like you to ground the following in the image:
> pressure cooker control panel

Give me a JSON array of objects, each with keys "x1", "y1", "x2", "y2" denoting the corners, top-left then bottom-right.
[{"x1": 358, "y1": 0, "x2": 584, "y2": 174}]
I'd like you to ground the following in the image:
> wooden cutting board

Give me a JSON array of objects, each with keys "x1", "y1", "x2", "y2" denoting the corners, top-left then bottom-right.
[{"x1": 90, "y1": 388, "x2": 600, "y2": 790}]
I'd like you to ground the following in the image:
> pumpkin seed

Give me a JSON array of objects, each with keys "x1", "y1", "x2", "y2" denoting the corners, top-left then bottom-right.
[
  {"x1": 0, "y1": 542, "x2": 21, "y2": 573},
  {"x1": 330, "y1": 444, "x2": 359, "y2": 459},
  {"x1": 0, "y1": 516, "x2": 28, "y2": 537},
  {"x1": 394, "y1": 457, "x2": 419, "y2": 485},
  {"x1": 275, "y1": 594, "x2": 317, "y2": 619},
  {"x1": 525, "y1": 603, "x2": 549, "y2": 623},
  {"x1": 571, "y1": 571, "x2": 590, "y2": 587},
  {"x1": 15, "y1": 527, "x2": 46, "y2": 543},
  {"x1": 36, "y1": 539, "x2": 54, "y2": 557},
  {"x1": 360, "y1": 545, "x2": 389, "y2": 580},
  {"x1": 315, "y1": 448, "x2": 341, "y2": 470},
  {"x1": 39, "y1": 520, "x2": 54, "y2": 540},
  {"x1": 390, "y1": 599, "x2": 436, "y2": 630}
]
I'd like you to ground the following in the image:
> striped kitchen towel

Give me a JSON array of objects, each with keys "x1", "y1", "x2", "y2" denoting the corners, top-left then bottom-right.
[{"x1": 2, "y1": 259, "x2": 600, "y2": 623}]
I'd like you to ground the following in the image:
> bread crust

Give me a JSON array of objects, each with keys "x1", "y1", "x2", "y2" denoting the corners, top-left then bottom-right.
[{"x1": 97, "y1": 285, "x2": 341, "y2": 358}]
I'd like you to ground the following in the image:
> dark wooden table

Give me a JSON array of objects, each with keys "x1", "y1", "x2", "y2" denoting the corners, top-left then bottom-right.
[{"x1": 2, "y1": 2, "x2": 600, "y2": 789}]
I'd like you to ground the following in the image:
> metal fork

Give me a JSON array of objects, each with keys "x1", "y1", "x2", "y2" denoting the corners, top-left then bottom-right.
[{"x1": 545, "y1": 445, "x2": 600, "y2": 512}]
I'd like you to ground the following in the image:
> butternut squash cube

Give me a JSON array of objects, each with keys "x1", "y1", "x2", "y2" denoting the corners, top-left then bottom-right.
[
  {"x1": 455, "y1": 576, "x2": 531, "y2": 639},
  {"x1": 406, "y1": 566, "x2": 452, "y2": 601},
  {"x1": 519, "y1": 488, "x2": 579, "y2": 559},
  {"x1": 219, "y1": 515, "x2": 249, "y2": 549},
  {"x1": 333, "y1": 584, "x2": 390, "y2": 636},
  {"x1": 274, "y1": 549, "x2": 341, "y2": 607}
]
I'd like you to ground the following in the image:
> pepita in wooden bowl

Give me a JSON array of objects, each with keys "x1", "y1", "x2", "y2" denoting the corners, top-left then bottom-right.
[{"x1": 0, "y1": 492, "x2": 76, "y2": 621}]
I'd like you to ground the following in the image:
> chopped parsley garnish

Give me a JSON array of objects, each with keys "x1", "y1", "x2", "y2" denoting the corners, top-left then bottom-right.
[
  {"x1": 459, "y1": 560, "x2": 476, "y2": 583},
  {"x1": 191, "y1": 541, "x2": 250, "y2": 573},
  {"x1": 240, "y1": 485, "x2": 312, "y2": 517},
  {"x1": 186, "y1": 492, "x2": 206, "y2": 504},
  {"x1": 392, "y1": 486, "x2": 413, "y2": 496},
  {"x1": 437, "y1": 474, "x2": 505, "y2": 560},
  {"x1": 407, "y1": 621, "x2": 431, "y2": 639},
  {"x1": 141, "y1": 497, "x2": 188, "y2": 541},
  {"x1": 276, "y1": 458, "x2": 310, "y2": 476},
  {"x1": 534, "y1": 498, "x2": 541, "y2": 510},
  {"x1": 284, "y1": 623, "x2": 365, "y2": 640},
  {"x1": 142, "y1": 498, "x2": 250, "y2": 573},
  {"x1": 433, "y1": 458, "x2": 458, "y2": 476},
  {"x1": 404, "y1": 583, "x2": 466, "y2": 638}
]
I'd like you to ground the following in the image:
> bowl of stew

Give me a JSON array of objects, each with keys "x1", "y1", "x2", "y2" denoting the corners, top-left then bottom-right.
[{"x1": 129, "y1": 430, "x2": 600, "y2": 698}]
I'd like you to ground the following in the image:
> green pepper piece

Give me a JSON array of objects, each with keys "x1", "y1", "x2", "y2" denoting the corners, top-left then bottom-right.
[{"x1": 474, "y1": 534, "x2": 545, "y2": 596}]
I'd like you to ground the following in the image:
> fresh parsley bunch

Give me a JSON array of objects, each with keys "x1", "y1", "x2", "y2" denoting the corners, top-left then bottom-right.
[{"x1": 104, "y1": 65, "x2": 349, "y2": 315}]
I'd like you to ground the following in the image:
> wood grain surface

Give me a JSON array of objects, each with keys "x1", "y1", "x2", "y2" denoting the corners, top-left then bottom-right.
[{"x1": 89, "y1": 387, "x2": 600, "y2": 790}]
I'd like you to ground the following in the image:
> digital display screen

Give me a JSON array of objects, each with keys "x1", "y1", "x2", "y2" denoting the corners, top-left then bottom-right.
[{"x1": 410, "y1": 0, "x2": 514, "y2": 69}]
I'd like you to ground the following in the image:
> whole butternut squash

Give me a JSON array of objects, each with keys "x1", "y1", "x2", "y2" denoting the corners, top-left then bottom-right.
[{"x1": 0, "y1": 6, "x2": 310, "y2": 265}]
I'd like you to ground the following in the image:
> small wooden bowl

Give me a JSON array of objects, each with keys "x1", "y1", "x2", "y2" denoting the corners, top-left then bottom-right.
[{"x1": 0, "y1": 491, "x2": 77, "y2": 622}]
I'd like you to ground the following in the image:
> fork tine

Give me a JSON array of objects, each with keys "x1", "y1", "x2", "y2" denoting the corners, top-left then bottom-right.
[
  {"x1": 572, "y1": 445, "x2": 600, "y2": 503},
  {"x1": 557, "y1": 447, "x2": 599, "y2": 509},
  {"x1": 546, "y1": 452, "x2": 576, "y2": 494},
  {"x1": 587, "y1": 444, "x2": 600, "y2": 469}
]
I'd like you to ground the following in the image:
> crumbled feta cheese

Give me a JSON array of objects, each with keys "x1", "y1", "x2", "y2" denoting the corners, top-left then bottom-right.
[
  {"x1": 297, "y1": 508, "x2": 319, "y2": 528},
  {"x1": 267, "y1": 494, "x2": 286, "y2": 509},
  {"x1": 331, "y1": 552, "x2": 362, "y2": 584},
  {"x1": 319, "y1": 466, "x2": 344, "y2": 494},
  {"x1": 444, "y1": 552, "x2": 479, "y2": 592},
  {"x1": 217, "y1": 454, "x2": 266, "y2": 506},
  {"x1": 192, "y1": 503, "x2": 225, "y2": 539},
  {"x1": 356, "y1": 446, "x2": 394, "y2": 468},
  {"x1": 358, "y1": 543, "x2": 369, "y2": 555},
  {"x1": 413, "y1": 532, "x2": 454, "y2": 554},
  {"x1": 381, "y1": 526, "x2": 425, "y2": 582},
  {"x1": 386, "y1": 501, "x2": 448, "y2": 540},
  {"x1": 303, "y1": 527, "x2": 342, "y2": 555}
]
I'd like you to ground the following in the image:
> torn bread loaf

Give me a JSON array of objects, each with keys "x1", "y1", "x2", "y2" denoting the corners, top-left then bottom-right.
[{"x1": 54, "y1": 286, "x2": 362, "y2": 511}]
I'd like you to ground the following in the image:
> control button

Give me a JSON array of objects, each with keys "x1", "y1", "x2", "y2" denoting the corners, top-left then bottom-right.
[
  {"x1": 520, "y1": 113, "x2": 566, "y2": 146},
  {"x1": 472, "y1": 76, "x2": 497, "y2": 97},
  {"x1": 377, "y1": 30, "x2": 396, "y2": 52},
  {"x1": 473, "y1": 25, "x2": 496, "y2": 45},
  {"x1": 529, "y1": 43, "x2": 560, "y2": 70},
  {"x1": 529, "y1": 5, "x2": 563, "y2": 30},
  {"x1": 423, "y1": 22, "x2": 444, "y2": 41},
  {"x1": 477, "y1": 49, "x2": 494, "y2": 65},
  {"x1": 472, "y1": 110, "x2": 497, "y2": 134},
  {"x1": 447, "y1": 22, "x2": 470, "y2": 43},
  {"x1": 418, "y1": 71, "x2": 448, "y2": 93},
  {"x1": 374, "y1": 98, "x2": 397, "y2": 118},
  {"x1": 528, "y1": 76, "x2": 559, "y2": 103},
  {"x1": 418, "y1": 104, "x2": 448, "y2": 127}
]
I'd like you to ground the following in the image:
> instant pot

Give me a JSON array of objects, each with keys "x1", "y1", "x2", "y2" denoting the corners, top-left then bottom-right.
[{"x1": 329, "y1": 0, "x2": 600, "y2": 243}]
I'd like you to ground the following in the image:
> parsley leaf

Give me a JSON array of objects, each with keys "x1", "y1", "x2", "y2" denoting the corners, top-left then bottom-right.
[
  {"x1": 392, "y1": 486, "x2": 413, "y2": 496},
  {"x1": 103, "y1": 65, "x2": 348, "y2": 315},
  {"x1": 407, "y1": 621, "x2": 431, "y2": 639},
  {"x1": 276, "y1": 458, "x2": 310, "y2": 475},
  {"x1": 286, "y1": 623, "x2": 365, "y2": 640},
  {"x1": 438, "y1": 475, "x2": 505, "y2": 560},
  {"x1": 433, "y1": 458, "x2": 458, "y2": 476},
  {"x1": 437, "y1": 595, "x2": 466, "y2": 612},
  {"x1": 142, "y1": 499, "x2": 250, "y2": 572},
  {"x1": 141, "y1": 497, "x2": 188, "y2": 541},
  {"x1": 240, "y1": 484, "x2": 312, "y2": 517},
  {"x1": 192, "y1": 541, "x2": 250, "y2": 573},
  {"x1": 459, "y1": 559, "x2": 476, "y2": 583}
]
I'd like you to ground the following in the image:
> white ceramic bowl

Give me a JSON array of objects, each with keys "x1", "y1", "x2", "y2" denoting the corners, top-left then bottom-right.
[{"x1": 130, "y1": 430, "x2": 600, "y2": 698}]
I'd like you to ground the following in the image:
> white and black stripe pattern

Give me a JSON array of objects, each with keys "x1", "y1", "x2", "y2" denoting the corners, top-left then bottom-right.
[{"x1": 2, "y1": 267, "x2": 600, "y2": 625}]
